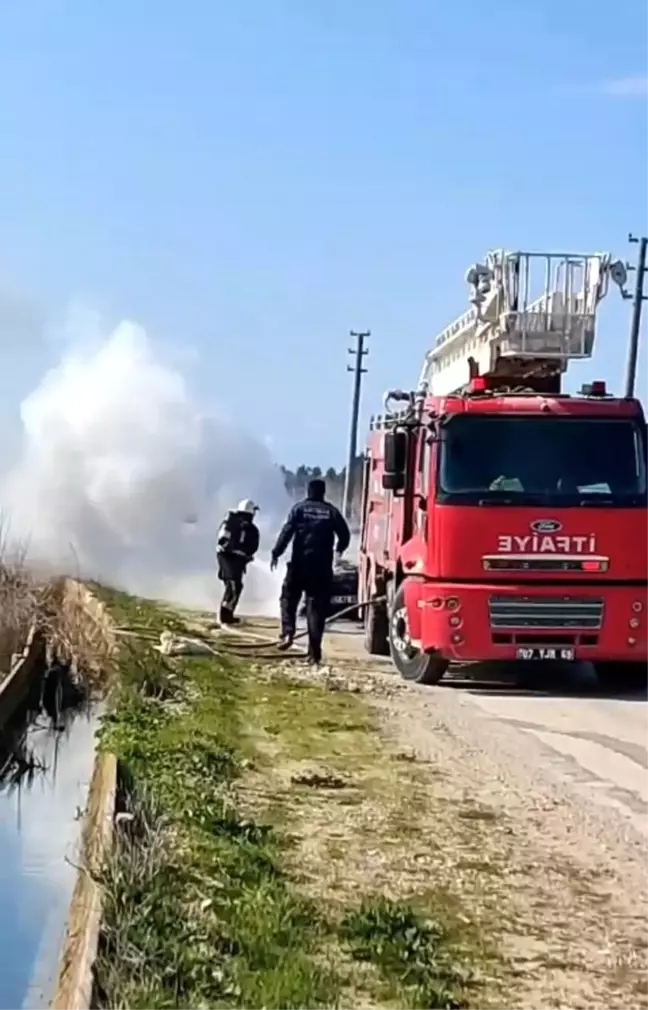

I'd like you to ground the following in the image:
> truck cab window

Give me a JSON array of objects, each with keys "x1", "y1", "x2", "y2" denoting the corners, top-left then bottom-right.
[{"x1": 438, "y1": 416, "x2": 647, "y2": 507}]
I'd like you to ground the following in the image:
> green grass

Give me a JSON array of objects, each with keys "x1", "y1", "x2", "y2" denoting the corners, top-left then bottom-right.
[
  {"x1": 95, "y1": 592, "x2": 340, "y2": 1009},
  {"x1": 93, "y1": 588, "x2": 484, "y2": 1009},
  {"x1": 246, "y1": 672, "x2": 376, "y2": 771},
  {"x1": 340, "y1": 897, "x2": 475, "y2": 1010}
]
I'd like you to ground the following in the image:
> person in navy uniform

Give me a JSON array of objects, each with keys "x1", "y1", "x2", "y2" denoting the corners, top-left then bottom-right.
[
  {"x1": 270, "y1": 478, "x2": 350, "y2": 665},
  {"x1": 216, "y1": 498, "x2": 260, "y2": 624}
]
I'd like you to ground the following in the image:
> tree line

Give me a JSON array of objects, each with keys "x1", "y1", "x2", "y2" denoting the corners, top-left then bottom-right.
[{"x1": 280, "y1": 456, "x2": 365, "y2": 525}]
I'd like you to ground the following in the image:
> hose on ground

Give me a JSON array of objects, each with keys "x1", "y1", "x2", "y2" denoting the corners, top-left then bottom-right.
[
  {"x1": 225, "y1": 597, "x2": 384, "y2": 647},
  {"x1": 215, "y1": 596, "x2": 387, "y2": 658},
  {"x1": 115, "y1": 597, "x2": 388, "y2": 661}
]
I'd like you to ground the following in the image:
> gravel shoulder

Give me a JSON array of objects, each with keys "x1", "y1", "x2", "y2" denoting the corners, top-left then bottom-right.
[{"x1": 248, "y1": 620, "x2": 648, "y2": 1010}]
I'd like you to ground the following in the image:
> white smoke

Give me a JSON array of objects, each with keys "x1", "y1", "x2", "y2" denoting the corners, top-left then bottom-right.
[{"x1": 0, "y1": 318, "x2": 290, "y2": 615}]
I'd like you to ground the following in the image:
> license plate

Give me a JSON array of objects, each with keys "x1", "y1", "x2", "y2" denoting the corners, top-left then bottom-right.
[
  {"x1": 516, "y1": 646, "x2": 575, "y2": 661},
  {"x1": 331, "y1": 595, "x2": 356, "y2": 605}
]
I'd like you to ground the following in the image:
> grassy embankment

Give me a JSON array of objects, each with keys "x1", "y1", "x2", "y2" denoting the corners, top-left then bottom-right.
[{"x1": 93, "y1": 588, "x2": 497, "y2": 1010}]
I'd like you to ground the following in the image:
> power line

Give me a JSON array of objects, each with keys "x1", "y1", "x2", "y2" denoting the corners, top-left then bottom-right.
[
  {"x1": 342, "y1": 330, "x2": 369, "y2": 521},
  {"x1": 625, "y1": 233, "x2": 647, "y2": 399}
]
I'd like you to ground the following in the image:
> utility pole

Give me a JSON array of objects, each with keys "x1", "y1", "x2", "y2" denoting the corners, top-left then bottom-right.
[
  {"x1": 625, "y1": 233, "x2": 648, "y2": 398},
  {"x1": 342, "y1": 330, "x2": 369, "y2": 521}
]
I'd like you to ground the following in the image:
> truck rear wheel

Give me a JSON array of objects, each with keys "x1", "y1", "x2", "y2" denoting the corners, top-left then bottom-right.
[
  {"x1": 388, "y1": 583, "x2": 448, "y2": 685},
  {"x1": 363, "y1": 593, "x2": 389, "y2": 656},
  {"x1": 595, "y1": 661, "x2": 646, "y2": 693}
]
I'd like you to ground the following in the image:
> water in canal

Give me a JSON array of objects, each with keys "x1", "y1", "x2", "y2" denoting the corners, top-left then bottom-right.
[{"x1": 0, "y1": 671, "x2": 99, "y2": 1010}]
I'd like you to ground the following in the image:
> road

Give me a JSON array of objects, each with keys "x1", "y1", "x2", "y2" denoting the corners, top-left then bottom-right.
[
  {"x1": 458, "y1": 686, "x2": 647, "y2": 838},
  {"x1": 325, "y1": 622, "x2": 648, "y2": 837},
  {"x1": 316, "y1": 621, "x2": 648, "y2": 1009}
]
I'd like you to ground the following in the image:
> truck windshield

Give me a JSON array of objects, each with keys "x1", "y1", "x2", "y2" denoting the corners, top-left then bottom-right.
[{"x1": 437, "y1": 415, "x2": 647, "y2": 507}]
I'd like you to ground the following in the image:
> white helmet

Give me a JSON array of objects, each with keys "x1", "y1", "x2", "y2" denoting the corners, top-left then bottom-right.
[{"x1": 235, "y1": 498, "x2": 259, "y2": 515}]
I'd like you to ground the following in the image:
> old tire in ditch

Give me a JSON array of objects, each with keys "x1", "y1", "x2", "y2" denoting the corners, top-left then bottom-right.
[
  {"x1": 595, "y1": 661, "x2": 647, "y2": 694},
  {"x1": 388, "y1": 583, "x2": 448, "y2": 685},
  {"x1": 364, "y1": 591, "x2": 390, "y2": 656}
]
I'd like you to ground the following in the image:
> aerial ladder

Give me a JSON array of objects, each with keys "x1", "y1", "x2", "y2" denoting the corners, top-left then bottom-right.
[{"x1": 417, "y1": 250, "x2": 630, "y2": 397}]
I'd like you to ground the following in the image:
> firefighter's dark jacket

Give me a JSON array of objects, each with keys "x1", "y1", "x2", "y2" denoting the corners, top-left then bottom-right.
[
  {"x1": 271, "y1": 498, "x2": 350, "y2": 568},
  {"x1": 217, "y1": 511, "x2": 260, "y2": 560}
]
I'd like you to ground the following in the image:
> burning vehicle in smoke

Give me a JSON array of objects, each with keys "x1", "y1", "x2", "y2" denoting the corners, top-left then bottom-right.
[{"x1": 329, "y1": 558, "x2": 359, "y2": 620}]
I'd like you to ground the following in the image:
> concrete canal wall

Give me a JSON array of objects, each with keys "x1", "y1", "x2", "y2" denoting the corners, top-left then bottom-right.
[{"x1": 0, "y1": 578, "x2": 117, "y2": 1010}]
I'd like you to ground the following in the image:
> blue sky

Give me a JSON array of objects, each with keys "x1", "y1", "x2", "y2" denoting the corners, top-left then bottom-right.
[{"x1": 0, "y1": 0, "x2": 646, "y2": 467}]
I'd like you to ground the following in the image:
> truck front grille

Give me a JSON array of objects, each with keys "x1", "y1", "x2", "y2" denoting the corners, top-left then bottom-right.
[{"x1": 488, "y1": 595, "x2": 604, "y2": 631}]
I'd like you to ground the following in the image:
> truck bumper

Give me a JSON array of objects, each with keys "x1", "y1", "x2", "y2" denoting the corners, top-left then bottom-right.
[{"x1": 412, "y1": 581, "x2": 647, "y2": 664}]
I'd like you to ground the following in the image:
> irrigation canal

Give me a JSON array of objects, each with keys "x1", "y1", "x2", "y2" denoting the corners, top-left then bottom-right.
[{"x1": 0, "y1": 666, "x2": 99, "y2": 1010}]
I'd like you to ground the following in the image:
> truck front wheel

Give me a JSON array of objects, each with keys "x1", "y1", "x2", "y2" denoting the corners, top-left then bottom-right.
[
  {"x1": 595, "y1": 661, "x2": 646, "y2": 693},
  {"x1": 388, "y1": 583, "x2": 448, "y2": 685}
]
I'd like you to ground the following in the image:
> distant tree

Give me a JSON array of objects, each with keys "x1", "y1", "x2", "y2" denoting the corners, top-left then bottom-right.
[
  {"x1": 280, "y1": 464, "x2": 295, "y2": 496},
  {"x1": 281, "y1": 456, "x2": 365, "y2": 530},
  {"x1": 296, "y1": 464, "x2": 308, "y2": 483}
]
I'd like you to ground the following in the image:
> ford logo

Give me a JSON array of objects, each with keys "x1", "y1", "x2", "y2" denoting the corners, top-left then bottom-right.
[{"x1": 531, "y1": 519, "x2": 562, "y2": 534}]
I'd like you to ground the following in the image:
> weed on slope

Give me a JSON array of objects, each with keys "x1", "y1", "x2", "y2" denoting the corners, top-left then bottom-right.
[{"x1": 92, "y1": 589, "x2": 485, "y2": 1009}]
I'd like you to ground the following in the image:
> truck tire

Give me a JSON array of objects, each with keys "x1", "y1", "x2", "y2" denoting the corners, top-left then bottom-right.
[
  {"x1": 388, "y1": 583, "x2": 448, "y2": 685},
  {"x1": 364, "y1": 595, "x2": 390, "y2": 656},
  {"x1": 595, "y1": 661, "x2": 646, "y2": 693}
]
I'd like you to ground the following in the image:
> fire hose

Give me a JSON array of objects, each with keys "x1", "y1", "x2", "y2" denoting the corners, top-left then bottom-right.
[
  {"x1": 115, "y1": 599, "x2": 388, "y2": 660},
  {"x1": 214, "y1": 596, "x2": 387, "y2": 658}
]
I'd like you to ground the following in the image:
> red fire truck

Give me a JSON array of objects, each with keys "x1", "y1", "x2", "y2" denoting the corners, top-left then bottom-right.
[{"x1": 358, "y1": 249, "x2": 647, "y2": 689}]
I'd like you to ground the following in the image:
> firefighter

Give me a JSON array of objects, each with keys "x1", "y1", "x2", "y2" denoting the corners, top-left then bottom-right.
[
  {"x1": 270, "y1": 478, "x2": 350, "y2": 665},
  {"x1": 216, "y1": 498, "x2": 260, "y2": 625}
]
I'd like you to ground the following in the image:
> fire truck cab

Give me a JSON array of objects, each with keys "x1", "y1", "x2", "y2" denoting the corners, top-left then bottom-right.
[{"x1": 358, "y1": 249, "x2": 648, "y2": 688}]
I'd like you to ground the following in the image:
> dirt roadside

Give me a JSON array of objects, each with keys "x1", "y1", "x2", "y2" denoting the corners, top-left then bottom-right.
[{"x1": 232, "y1": 618, "x2": 648, "y2": 1010}]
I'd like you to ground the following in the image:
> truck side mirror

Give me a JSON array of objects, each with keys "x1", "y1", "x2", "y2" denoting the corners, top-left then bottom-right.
[
  {"x1": 381, "y1": 471, "x2": 406, "y2": 491},
  {"x1": 384, "y1": 430, "x2": 407, "y2": 474}
]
